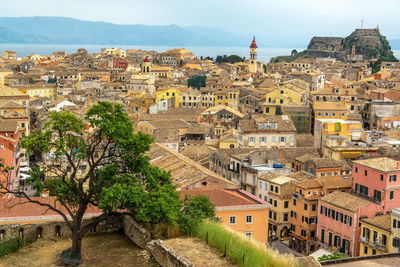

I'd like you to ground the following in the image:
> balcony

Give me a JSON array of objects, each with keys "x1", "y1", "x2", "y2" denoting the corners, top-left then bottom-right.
[{"x1": 360, "y1": 237, "x2": 388, "y2": 252}]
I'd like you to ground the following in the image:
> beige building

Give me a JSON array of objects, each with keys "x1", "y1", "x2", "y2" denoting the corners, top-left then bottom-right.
[{"x1": 238, "y1": 114, "x2": 297, "y2": 148}]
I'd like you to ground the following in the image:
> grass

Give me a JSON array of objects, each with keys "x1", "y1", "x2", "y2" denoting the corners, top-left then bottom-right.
[
  {"x1": 191, "y1": 220, "x2": 302, "y2": 267},
  {"x1": 0, "y1": 232, "x2": 159, "y2": 267}
]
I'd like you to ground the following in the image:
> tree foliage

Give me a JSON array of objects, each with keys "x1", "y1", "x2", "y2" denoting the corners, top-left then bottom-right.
[
  {"x1": 215, "y1": 54, "x2": 245, "y2": 64},
  {"x1": 188, "y1": 74, "x2": 207, "y2": 89},
  {"x1": 179, "y1": 195, "x2": 215, "y2": 233}
]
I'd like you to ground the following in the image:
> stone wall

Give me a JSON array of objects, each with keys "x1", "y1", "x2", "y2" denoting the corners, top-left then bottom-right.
[
  {"x1": 123, "y1": 215, "x2": 152, "y2": 249},
  {"x1": 146, "y1": 240, "x2": 194, "y2": 267},
  {"x1": 123, "y1": 215, "x2": 194, "y2": 267},
  {"x1": 0, "y1": 214, "x2": 122, "y2": 241}
]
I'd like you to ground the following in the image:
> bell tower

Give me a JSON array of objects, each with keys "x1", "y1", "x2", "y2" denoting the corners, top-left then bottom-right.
[
  {"x1": 249, "y1": 37, "x2": 258, "y2": 73},
  {"x1": 141, "y1": 56, "x2": 151, "y2": 73}
]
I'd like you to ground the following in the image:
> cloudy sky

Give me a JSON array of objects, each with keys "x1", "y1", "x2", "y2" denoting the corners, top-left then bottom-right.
[{"x1": 1, "y1": 0, "x2": 400, "y2": 41}]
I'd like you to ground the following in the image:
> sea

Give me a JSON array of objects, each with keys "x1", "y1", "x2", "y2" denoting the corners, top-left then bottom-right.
[{"x1": 1, "y1": 43, "x2": 400, "y2": 63}]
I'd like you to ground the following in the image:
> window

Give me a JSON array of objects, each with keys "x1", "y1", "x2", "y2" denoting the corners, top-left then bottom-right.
[
  {"x1": 259, "y1": 181, "x2": 262, "y2": 189},
  {"x1": 380, "y1": 174, "x2": 384, "y2": 181},
  {"x1": 280, "y1": 136, "x2": 286, "y2": 143},
  {"x1": 390, "y1": 191, "x2": 394, "y2": 200},
  {"x1": 301, "y1": 230, "x2": 307, "y2": 237},
  {"x1": 274, "y1": 200, "x2": 277, "y2": 207},
  {"x1": 283, "y1": 213, "x2": 288, "y2": 221},
  {"x1": 280, "y1": 99, "x2": 284, "y2": 104},
  {"x1": 284, "y1": 201, "x2": 289, "y2": 209},
  {"x1": 244, "y1": 172, "x2": 247, "y2": 182},
  {"x1": 364, "y1": 170, "x2": 368, "y2": 176},
  {"x1": 269, "y1": 210, "x2": 272, "y2": 218},
  {"x1": 270, "y1": 185, "x2": 274, "y2": 191},
  {"x1": 245, "y1": 232, "x2": 252, "y2": 240},
  {"x1": 229, "y1": 216, "x2": 237, "y2": 225},
  {"x1": 252, "y1": 175, "x2": 256, "y2": 185},
  {"x1": 372, "y1": 249, "x2": 376, "y2": 255},
  {"x1": 271, "y1": 136, "x2": 276, "y2": 142},
  {"x1": 260, "y1": 136, "x2": 266, "y2": 143},
  {"x1": 273, "y1": 212, "x2": 277, "y2": 220},
  {"x1": 382, "y1": 234, "x2": 387, "y2": 245},
  {"x1": 248, "y1": 137, "x2": 255, "y2": 143},
  {"x1": 304, "y1": 204, "x2": 308, "y2": 211},
  {"x1": 312, "y1": 204, "x2": 316, "y2": 211},
  {"x1": 246, "y1": 215, "x2": 253, "y2": 224},
  {"x1": 373, "y1": 190, "x2": 381, "y2": 202},
  {"x1": 275, "y1": 186, "x2": 278, "y2": 193},
  {"x1": 390, "y1": 175, "x2": 397, "y2": 182},
  {"x1": 321, "y1": 229, "x2": 325, "y2": 243},
  {"x1": 364, "y1": 246, "x2": 368, "y2": 254},
  {"x1": 293, "y1": 199, "x2": 296, "y2": 206},
  {"x1": 328, "y1": 232, "x2": 333, "y2": 246},
  {"x1": 345, "y1": 215, "x2": 352, "y2": 226},
  {"x1": 355, "y1": 167, "x2": 358, "y2": 173}
]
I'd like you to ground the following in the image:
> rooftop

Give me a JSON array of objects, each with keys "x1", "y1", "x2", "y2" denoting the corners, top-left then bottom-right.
[
  {"x1": 320, "y1": 191, "x2": 375, "y2": 212},
  {"x1": 353, "y1": 157, "x2": 400, "y2": 172},
  {"x1": 361, "y1": 214, "x2": 391, "y2": 231}
]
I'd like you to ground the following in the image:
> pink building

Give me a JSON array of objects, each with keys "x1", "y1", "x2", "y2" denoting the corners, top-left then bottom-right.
[
  {"x1": 352, "y1": 157, "x2": 400, "y2": 213},
  {"x1": 317, "y1": 191, "x2": 381, "y2": 257}
]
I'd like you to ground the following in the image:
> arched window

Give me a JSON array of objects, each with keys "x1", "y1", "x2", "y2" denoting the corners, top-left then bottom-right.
[
  {"x1": 36, "y1": 227, "x2": 43, "y2": 239},
  {"x1": 55, "y1": 225, "x2": 61, "y2": 237},
  {"x1": 19, "y1": 228, "x2": 24, "y2": 239},
  {"x1": 0, "y1": 229, "x2": 5, "y2": 240}
]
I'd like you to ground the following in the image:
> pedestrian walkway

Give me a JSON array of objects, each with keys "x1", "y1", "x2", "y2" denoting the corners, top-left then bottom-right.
[{"x1": 271, "y1": 240, "x2": 303, "y2": 258}]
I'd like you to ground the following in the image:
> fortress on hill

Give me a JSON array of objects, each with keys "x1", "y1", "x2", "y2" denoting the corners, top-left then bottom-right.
[{"x1": 293, "y1": 27, "x2": 397, "y2": 62}]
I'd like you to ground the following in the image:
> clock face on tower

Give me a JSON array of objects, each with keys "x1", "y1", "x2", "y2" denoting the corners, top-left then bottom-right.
[{"x1": 251, "y1": 61, "x2": 254, "y2": 64}]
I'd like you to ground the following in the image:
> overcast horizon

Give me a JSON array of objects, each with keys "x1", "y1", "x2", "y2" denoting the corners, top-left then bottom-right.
[{"x1": 1, "y1": 0, "x2": 400, "y2": 41}]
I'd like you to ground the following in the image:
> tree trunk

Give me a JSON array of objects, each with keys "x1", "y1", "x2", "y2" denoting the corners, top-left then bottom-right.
[{"x1": 71, "y1": 229, "x2": 82, "y2": 255}]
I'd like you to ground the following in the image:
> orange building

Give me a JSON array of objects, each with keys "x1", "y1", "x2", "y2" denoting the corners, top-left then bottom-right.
[{"x1": 181, "y1": 188, "x2": 270, "y2": 244}]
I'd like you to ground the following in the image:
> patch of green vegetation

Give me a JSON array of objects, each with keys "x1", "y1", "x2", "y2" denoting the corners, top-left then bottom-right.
[
  {"x1": 188, "y1": 74, "x2": 206, "y2": 89},
  {"x1": 318, "y1": 252, "x2": 346, "y2": 262},
  {"x1": 191, "y1": 220, "x2": 301, "y2": 267}
]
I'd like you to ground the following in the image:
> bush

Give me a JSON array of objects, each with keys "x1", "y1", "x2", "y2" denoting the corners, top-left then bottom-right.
[
  {"x1": 191, "y1": 220, "x2": 301, "y2": 267},
  {"x1": 318, "y1": 252, "x2": 346, "y2": 262}
]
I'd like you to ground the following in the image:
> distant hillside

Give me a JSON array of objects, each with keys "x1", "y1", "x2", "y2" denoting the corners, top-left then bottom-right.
[{"x1": 0, "y1": 16, "x2": 248, "y2": 46}]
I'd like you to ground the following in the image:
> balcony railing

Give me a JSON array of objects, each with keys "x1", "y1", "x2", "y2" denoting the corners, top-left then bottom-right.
[{"x1": 360, "y1": 237, "x2": 388, "y2": 252}]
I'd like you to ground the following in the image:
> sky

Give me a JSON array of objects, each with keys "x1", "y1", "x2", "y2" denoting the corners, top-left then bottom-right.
[{"x1": 1, "y1": 0, "x2": 400, "y2": 41}]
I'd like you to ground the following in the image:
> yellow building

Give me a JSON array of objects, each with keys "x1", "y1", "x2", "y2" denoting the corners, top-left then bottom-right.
[
  {"x1": 249, "y1": 37, "x2": 258, "y2": 73},
  {"x1": 155, "y1": 87, "x2": 183, "y2": 108},
  {"x1": 102, "y1": 48, "x2": 126, "y2": 57},
  {"x1": 360, "y1": 214, "x2": 391, "y2": 256},
  {"x1": 29, "y1": 54, "x2": 43, "y2": 62},
  {"x1": 392, "y1": 208, "x2": 400, "y2": 253},
  {"x1": 313, "y1": 102, "x2": 348, "y2": 121},
  {"x1": 219, "y1": 128, "x2": 238, "y2": 149},
  {"x1": 18, "y1": 84, "x2": 57, "y2": 98},
  {"x1": 0, "y1": 69, "x2": 13, "y2": 85}
]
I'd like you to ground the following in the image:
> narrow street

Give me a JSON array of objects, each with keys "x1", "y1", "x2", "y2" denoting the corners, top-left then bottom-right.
[{"x1": 270, "y1": 241, "x2": 304, "y2": 258}]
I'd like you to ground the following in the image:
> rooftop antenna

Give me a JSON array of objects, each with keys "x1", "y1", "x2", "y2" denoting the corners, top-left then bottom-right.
[{"x1": 361, "y1": 19, "x2": 364, "y2": 29}]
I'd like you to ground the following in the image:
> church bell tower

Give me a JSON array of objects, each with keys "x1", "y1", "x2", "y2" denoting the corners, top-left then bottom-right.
[{"x1": 249, "y1": 37, "x2": 258, "y2": 73}]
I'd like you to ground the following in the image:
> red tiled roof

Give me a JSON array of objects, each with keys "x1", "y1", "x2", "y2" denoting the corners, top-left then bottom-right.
[
  {"x1": 180, "y1": 188, "x2": 266, "y2": 207},
  {"x1": 143, "y1": 56, "x2": 150, "y2": 63},
  {"x1": 0, "y1": 197, "x2": 101, "y2": 221}
]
